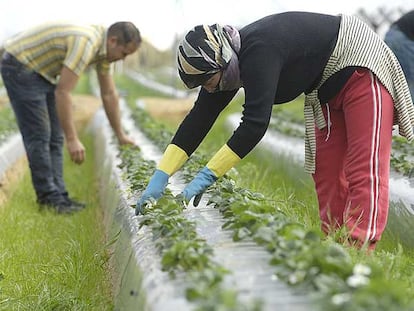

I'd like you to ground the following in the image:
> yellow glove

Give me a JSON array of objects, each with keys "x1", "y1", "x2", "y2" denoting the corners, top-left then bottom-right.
[
  {"x1": 206, "y1": 144, "x2": 241, "y2": 177},
  {"x1": 158, "y1": 144, "x2": 189, "y2": 175}
]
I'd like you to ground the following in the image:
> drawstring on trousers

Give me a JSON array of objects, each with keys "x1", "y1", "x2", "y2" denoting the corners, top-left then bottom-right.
[{"x1": 325, "y1": 103, "x2": 332, "y2": 141}]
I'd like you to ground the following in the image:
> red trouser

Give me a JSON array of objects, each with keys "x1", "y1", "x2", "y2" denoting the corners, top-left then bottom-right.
[{"x1": 312, "y1": 68, "x2": 394, "y2": 248}]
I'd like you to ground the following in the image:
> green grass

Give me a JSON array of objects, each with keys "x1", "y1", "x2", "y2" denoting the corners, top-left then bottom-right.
[{"x1": 0, "y1": 133, "x2": 114, "y2": 311}]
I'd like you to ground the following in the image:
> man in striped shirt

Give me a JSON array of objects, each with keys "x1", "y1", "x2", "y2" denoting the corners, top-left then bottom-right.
[{"x1": 1, "y1": 21, "x2": 141, "y2": 213}]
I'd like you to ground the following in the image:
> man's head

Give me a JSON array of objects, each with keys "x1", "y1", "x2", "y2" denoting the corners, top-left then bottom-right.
[{"x1": 106, "y1": 21, "x2": 141, "y2": 62}]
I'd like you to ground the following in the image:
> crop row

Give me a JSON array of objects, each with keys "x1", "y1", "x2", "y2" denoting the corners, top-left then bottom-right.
[{"x1": 115, "y1": 96, "x2": 414, "y2": 310}]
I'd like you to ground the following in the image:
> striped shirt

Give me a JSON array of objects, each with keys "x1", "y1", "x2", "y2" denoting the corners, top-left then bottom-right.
[
  {"x1": 3, "y1": 22, "x2": 110, "y2": 84},
  {"x1": 304, "y1": 15, "x2": 414, "y2": 173}
]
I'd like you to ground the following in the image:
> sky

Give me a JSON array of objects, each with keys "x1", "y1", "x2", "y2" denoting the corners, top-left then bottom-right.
[{"x1": 0, "y1": 0, "x2": 412, "y2": 51}]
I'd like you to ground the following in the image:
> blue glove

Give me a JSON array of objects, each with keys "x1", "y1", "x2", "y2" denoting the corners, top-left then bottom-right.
[
  {"x1": 181, "y1": 167, "x2": 217, "y2": 207},
  {"x1": 136, "y1": 169, "x2": 169, "y2": 215}
]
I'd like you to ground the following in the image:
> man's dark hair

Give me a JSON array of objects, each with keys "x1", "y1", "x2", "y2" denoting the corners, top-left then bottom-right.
[{"x1": 108, "y1": 22, "x2": 141, "y2": 45}]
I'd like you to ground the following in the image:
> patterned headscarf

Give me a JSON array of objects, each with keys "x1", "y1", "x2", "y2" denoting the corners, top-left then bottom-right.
[{"x1": 177, "y1": 24, "x2": 241, "y2": 90}]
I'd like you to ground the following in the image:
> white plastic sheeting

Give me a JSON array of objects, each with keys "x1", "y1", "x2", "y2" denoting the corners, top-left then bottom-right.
[{"x1": 0, "y1": 133, "x2": 25, "y2": 182}]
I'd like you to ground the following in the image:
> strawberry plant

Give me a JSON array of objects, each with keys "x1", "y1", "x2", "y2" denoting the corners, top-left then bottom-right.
[{"x1": 118, "y1": 145, "x2": 261, "y2": 311}]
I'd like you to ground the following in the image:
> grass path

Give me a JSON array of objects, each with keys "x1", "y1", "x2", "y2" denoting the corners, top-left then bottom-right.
[{"x1": 0, "y1": 123, "x2": 113, "y2": 310}]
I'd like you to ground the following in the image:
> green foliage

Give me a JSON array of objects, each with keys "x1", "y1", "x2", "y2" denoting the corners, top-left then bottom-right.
[
  {"x1": 390, "y1": 153, "x2": 414, "y2": 176},
  {"x1": 118, "y1": 145, "x2": 261, "y2": 310}
]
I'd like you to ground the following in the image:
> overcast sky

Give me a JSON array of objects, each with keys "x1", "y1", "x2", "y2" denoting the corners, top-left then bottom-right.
[{"x1": 0, "y1": 0, "x2": 412, "y2": 50}]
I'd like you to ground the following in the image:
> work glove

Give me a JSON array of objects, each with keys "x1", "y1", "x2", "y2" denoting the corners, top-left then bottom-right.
[
  {"x1": 135, "y1": 169, "x2": 169, "y2": 215},
  {"x1": 181, "y1": 167, "x2": 218, "y2": 206}
]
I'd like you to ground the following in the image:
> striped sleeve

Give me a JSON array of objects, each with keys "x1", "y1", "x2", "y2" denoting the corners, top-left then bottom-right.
[{"x1": 64, "y1": 36, "x2": 95, "y2": 75}]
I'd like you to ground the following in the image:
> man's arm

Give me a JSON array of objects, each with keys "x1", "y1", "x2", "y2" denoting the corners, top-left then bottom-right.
[
  {"x1": 97, "y1": 72, "x2": 135, "y2": 145},
  {"x1": 55, "y1": 65, "x2": 85, "y2": 164}
]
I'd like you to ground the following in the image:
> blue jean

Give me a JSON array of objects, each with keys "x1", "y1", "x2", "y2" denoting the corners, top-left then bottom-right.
[
  {"x1": 384, "y1": 26, "x2": 414, "y2": 102},
  {"x1": 1, "y1": 53, "x2": 67, "y2": 203}
]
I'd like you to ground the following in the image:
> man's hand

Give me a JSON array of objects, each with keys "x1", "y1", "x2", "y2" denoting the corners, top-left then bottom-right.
[
  {"x1": 66, "y1": 138, "x2": 85, "y2": 164},
  {"x1": 181, "y1": 167, "x2": 217, "y2": 207}
]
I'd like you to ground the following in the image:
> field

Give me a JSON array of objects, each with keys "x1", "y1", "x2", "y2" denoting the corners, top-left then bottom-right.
[{"x1": 1, "y1": 71, "x2": 414, "y2": 310}]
